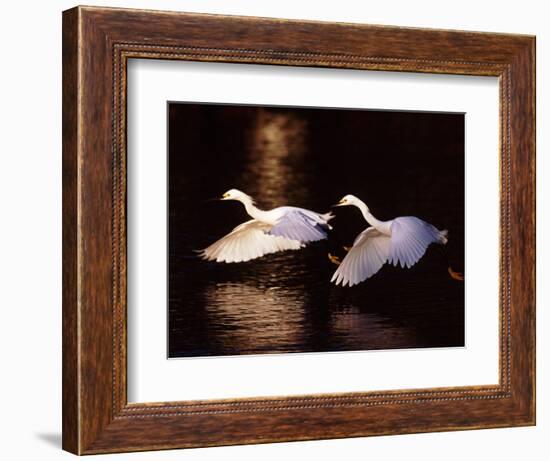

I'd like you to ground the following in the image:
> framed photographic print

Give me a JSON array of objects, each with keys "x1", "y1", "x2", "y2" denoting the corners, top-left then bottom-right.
[{"x1": 62, "y1": 6, "x2": 535, "y2": 454}]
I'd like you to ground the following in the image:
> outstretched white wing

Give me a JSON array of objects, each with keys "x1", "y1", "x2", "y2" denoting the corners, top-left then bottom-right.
[
  {"x1": 199, "y1": 220, "x2": 303, "y2": 263},
  {"x1": 388, "y1": 216, "x2": 446, "y2": 269},
  {"x1": 269, "y1": 209, "x2": 330, "y2": 242},
  {"x1": 331, "y1": 227, "x2": 391, "y2": 287}
]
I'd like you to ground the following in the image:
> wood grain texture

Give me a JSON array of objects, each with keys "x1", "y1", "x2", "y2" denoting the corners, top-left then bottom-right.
[
  {"x1": 62, "y1": 5, "x2": 536, "y2": 455},
  {"x1": 62, "y1": 7, "x2": 79, "y2": 454}
]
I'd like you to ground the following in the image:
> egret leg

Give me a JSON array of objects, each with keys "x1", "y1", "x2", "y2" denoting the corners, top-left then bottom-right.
[
  {"x1": 448, "y1": 266, "x2": 464, "y2": 281},
  {"x1": 328, "y1": 253, "x2": 341, "y2": 265},
  {"x1": 437, "y1": 245, "x2": 464, "y2": 281}
]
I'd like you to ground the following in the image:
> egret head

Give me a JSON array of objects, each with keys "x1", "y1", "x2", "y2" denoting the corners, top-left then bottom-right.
[
  {"x1": 221, "y1": 188, "x2": 253, "y2": 202},
  {"x1": 334, "y1": 194, "x2": 363, "y2": 208}
]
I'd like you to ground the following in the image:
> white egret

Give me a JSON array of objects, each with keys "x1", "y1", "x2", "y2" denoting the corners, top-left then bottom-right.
[
  {"x1": 199, "y1": 189, "x2": 334, "y2": 263},
  {"x1": 329, "y1": 194, "x2": 463, "y2": 287}
]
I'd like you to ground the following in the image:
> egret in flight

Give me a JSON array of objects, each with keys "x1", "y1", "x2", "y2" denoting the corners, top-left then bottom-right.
[
  {"x1": 199, "y1": 189, "x2": 334, "y2": 263},
  {"x1": 329, "y1": 194, "x2": 464, "y2": 287}
]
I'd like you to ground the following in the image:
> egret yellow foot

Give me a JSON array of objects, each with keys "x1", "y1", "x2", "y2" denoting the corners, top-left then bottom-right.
[
  {"x1": 448, "y1": 267, "x2": 464, "y2": 281},
  {"x1": 328, "y1": 253, "x2": 341, "y2": 266}
]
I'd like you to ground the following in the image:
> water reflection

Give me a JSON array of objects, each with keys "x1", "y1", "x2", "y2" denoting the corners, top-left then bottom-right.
[
  {"x1": 329, "y1": 307, "x2": 419, "y2": 350},
  {"x1": 245, "y1": 108, "x2": 309, "y2": 206},
  {"x1": 203, "y1": 282, "x2": 306, "y2": 354}
]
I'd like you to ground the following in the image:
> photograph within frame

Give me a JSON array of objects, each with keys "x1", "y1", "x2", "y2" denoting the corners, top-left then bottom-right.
[{"x1": 168, "y1": 102, "x2": 465, "y2": 358}]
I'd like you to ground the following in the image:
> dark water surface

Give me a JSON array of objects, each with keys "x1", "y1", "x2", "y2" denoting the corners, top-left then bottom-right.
[{"x1": 168, "y1": 103, "x2": 465, "y2": 358}]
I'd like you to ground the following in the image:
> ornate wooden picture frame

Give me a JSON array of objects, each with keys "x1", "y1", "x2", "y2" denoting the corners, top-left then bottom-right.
[{"x1": 62, "y1": 5, "x2": 535, "y2": 455}]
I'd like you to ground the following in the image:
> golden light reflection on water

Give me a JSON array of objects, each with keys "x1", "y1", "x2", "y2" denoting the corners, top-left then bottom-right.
[
  {"x1": 203, "y1": 282, "x2": 306, "y2": 353},
  {"x1": 328, "y1": 306, "x2": 419, "y2": 349},
  {"x1": 243, "y1": 109, "x2": 309, "y2": 207}
]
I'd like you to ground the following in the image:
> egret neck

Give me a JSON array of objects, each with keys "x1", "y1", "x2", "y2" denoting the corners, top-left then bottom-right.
[
  {"x1": 355, "y1": 200, "x2": 392, "y2": 235},
  {"x1": 237, "y1": 196, "x2": 268, "y2": 222}
]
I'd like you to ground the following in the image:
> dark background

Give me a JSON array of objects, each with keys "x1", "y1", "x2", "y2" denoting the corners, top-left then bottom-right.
[{"x1": 168, "y1": 102, "x2": 465, "y2": 358}]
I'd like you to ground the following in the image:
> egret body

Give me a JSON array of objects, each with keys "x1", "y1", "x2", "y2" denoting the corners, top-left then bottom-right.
[
  {"x1": 330, "y1": 194, "x2": 462, "y2": 286},
  {"x1": 200, "y1": 189, "x2": 333, "y2": 263}
]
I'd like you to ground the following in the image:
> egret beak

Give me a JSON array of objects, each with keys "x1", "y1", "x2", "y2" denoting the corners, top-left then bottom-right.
[
  {"x1": 332, "y1": 200, "x2": 346, "y2": 207},
  {"x1": 220, "y1": 193, "x2": 230, "y2": 200}
]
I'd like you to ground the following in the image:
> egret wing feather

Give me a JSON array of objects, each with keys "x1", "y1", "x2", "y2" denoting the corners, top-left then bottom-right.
[
  {"x1": 388, "y1": 216, "x2": 446, "y2": 268},
  {"x1": 199, "y1": 220, "x2": 302, "y2": 263},
  {"x1": 331, "y1": 227, "x2": 391, "y2": 287},
  {"x1": 268, "y1": 209, "x2": 329, "y2": 242}
]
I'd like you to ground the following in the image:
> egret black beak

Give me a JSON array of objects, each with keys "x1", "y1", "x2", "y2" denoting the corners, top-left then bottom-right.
[{"x1": 332, "y1": 200, "x2": 346, "y2": 207}]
